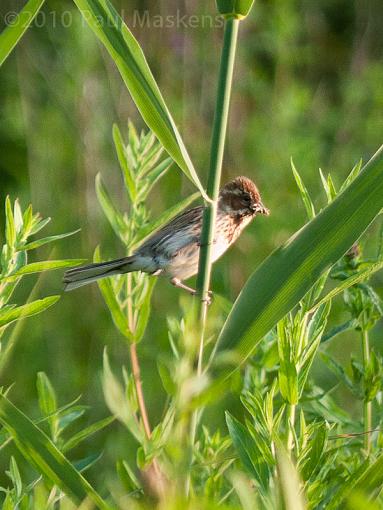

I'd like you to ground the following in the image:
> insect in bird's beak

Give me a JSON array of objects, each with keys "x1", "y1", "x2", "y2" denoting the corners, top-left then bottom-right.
[{"x1": 252, "y1": 202, "x2": 270, "y2": 215}]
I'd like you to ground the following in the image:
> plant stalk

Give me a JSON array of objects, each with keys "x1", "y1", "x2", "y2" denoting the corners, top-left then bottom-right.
[
  {"x1": 186, "y1": 17, "x2": 240, "y2": 496},
  {"x1": 286, "y1": 403, "x2": 296, "y2": 451},
  {"x1": 128, "y1": 278, "x2": 163, "y2": 488},
  {"x1": 361, "y1": 328, "x2": 372, "y2": 454},
  {"x1": 196, "y1": 18, "x2": 239, "y2": 312},
  {"x1": 130, "y1": 341, "x2": 152, "y2": 439}
]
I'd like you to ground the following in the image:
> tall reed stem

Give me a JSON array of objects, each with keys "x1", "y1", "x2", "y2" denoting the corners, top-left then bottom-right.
[
  {"x1": 361, "y1": 328, "x2": 372, "y2": 454},
  {"x1": 196, "y1": 18, "x2": 239, "y2": 312},
  {"x1": 185, "y1": 17, "x2": 240, "y2": 496}
]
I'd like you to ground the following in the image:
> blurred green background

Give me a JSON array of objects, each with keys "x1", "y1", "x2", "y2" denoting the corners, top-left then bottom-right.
[{"x1": 0, "y1": 0, "x2": 382, "y2": 490}]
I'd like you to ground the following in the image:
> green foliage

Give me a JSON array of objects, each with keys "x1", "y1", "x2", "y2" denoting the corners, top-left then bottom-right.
[
  {"x1": 1, "y1": 1, "x2": 383, "y2": 508},
  {"x1": 72, "y1": 0, "x2": 207, "y2": 198},
  {"x1": 0, "y1": 198, "x2": 81, "y2": 337},
  {"x1": 216, "y1": 147, "x2": 383, "y2": 380},
  {"x1": 96, "y1": 122, "x2": 198, "y2": 343},
  {"x1": 0, "y1": 0, "x2": 45, "y2": 67},
  {"x1": 0, "y1": 384, "x2": 111, "y2": 509}
]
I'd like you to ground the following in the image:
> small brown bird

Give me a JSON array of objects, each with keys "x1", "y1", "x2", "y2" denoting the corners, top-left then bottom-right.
[{"x1": 63, "y1": 176, "x2": 269, "y2": 295}]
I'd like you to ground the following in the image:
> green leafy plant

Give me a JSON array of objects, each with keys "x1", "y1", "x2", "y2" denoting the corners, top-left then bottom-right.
[
  {"x1": 0, "y1": 197, "x2": 82, "y2": 344},
  {"x1": 0, "y1": 0, "x2": 45, "y2": 67},
  {"x1": 1, "y1": 0, "x2": 383, "y2": 508},
  {"x1": 0, "y1": 373, "x2": 113, "y2": 508}
]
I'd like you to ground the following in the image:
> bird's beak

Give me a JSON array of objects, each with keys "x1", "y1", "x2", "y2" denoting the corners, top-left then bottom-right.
[{"x1": 253, "y1": 202, "x2": 270, "y2": 215}]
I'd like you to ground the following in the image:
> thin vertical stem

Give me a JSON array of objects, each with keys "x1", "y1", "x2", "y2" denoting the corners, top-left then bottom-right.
[
  {"x1": 362, "y1": 328, "x2": 372, "y2": 454},
  {"x1": 126, "y1": 271, "x2": 152, "y2": 439},
  {"x1": 196, "y1": 18, "x2": 240, "y2": 311},
  {"x1": 185, "y1": 18, "x2": 240, "y2": 496},
  {"x1": 130, "y1": 342, "x2": 152, "y2": 439},
  {"x1": 286, "y1": 404, "x2": 296, "y2": 451},
  {"x1": 195, "y1": 16, "x2": 239, "y2": 380}
]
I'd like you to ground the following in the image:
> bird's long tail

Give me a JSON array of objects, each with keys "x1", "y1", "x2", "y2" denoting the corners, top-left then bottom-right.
[{"x1": 63, "y1": 256, "x2": 137, "y2": 291}]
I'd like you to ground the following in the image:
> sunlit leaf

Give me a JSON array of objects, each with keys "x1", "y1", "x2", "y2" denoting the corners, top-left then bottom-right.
[
  {"x1": 36, "y1": 372, "x2": 59, "y2": 441},
  {"x1": 94, "y1": 247, "x2": 131, "y2": 340},
  {"x1": 291, "y1": 159, "x2": 315, "y2": 220},
  {"x1": 226, "y1": 411, "x2": 271, "y2": 492},
  {"x1": 5, "y1": 196, "x2": 16, "y2": 248},
  {"x1": 0, "y1": 296, "x2": 60, "y2": 328},
  {"x1": 95, "y1": 174, "x2": 128, "y2": 243},
  {"x1": 112, "y1": 124, "x2": 137, "y2": 202},
  {"x1": 8, "y1": 259, "x2": 86, "y2": 278},
  {"x1": 0, "y1": 394, "x2": 110, "y2": 509},
  {"x1": 215, "y1": 145, "x2": 383, "y2": 382},
  {"x1": 62, "y1": 416, "x2": 115, "y2": 453},
  {"x1": 0, "y1": 0, "x2": 45, "y2": 67},
  {"x1": 21, "y1": 230, "x2": 81, "y2": 251},
  {"x1": 73, "y1": 0, "x2": 207, "y2": 198}
]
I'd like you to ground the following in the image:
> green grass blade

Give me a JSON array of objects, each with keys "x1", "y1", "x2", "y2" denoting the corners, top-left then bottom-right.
[
  {"x1": 0, "y1": 0, "x2": 45, "y2": 67},
  {"x1": 0, "y1": 296, "x2": 60, "y2": 327},
  {"x1": 0, "y1": 394, "x2": 110, "y2": 509},
  {"x1": 216, "y1": 145, "x2": 383, "y2": 379},
  {"x1": 73, "y1": 0, "x2": 207, "y2": 198}
]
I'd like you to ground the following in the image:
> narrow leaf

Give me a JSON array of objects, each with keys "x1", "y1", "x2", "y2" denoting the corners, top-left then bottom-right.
[
  {"x1": 36, "y1": 372, "x2": 58, "y2": 440},
  {"x1": 0, "y1": 296, "x2": 60, "y2": 328},
  {"x1": 63, "y1": 416, "x2": 115, "y2": 453},
  {"x1": 8, "y1": 259, "x2": 86, "y2": 278},
  {"x1": 291, "y1": 159, "x2": 315, "y2": 220},
  {"x1": 321, "y1": 319, "x2": 359, "y2": 343},
  {"x1": 133, "y1": 277, "x2": 156, "y2": 343},
  {"x1": 95, "y1": 174, "x2": 128, "y2": 242},
  {"x1": 215, "y1": 145, "x2": 383, "y2": 382},
  {"x1": 112, "y1": 124, "x2": 137, "y2": 202},
  {"x1": 5, "y1": 196, "x2": 16, "y2": 248},
  {"x1": 73, "y1": 0, "x2": 207, "y2": 198},
  {"x1": 0, "y1": 394, "x2": 110, "y2": 509},
  {"x1": 226, "y1": 412, "x2": 270, "y2": 492},
  {"x1": 21, "y1": 230, "x2": 81, "y2": 251},
  {"x1": 94, "y1": 247, "x2": 131, "y2": 339},
  {"x1": 0, "y1": 0, "x2": 45, "y2": 67}
]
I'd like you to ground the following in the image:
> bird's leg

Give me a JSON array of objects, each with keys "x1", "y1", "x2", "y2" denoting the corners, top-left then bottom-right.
[
  {"x1": 170, "y1": 278, "x2": 212, "y2": 304},
  {"x1": 170, "y1": 278, "x2": 197, "y2": 295}
]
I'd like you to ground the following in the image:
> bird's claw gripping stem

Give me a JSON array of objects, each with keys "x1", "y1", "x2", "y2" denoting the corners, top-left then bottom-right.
[{"x1": 170, "y1": 278, "x2": 213, "y2": 305}]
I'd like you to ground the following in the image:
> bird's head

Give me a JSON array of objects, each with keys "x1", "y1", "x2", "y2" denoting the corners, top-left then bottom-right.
[{"x1": 219, "y1": 176, "x2": 269, "y2": 218}]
